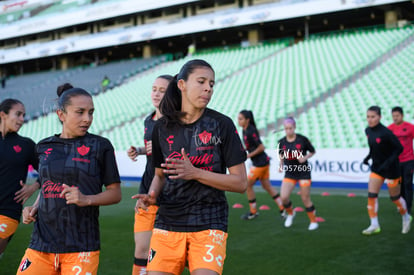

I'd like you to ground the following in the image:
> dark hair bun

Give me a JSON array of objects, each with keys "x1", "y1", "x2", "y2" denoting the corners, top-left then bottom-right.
[{"x1": 57, "y1": 83, "x2": 74, "y2": 97}]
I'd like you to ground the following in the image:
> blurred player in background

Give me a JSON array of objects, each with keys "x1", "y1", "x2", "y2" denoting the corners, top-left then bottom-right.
[
  {"x1": 388, "y1": 106, "x2": 414, "y2": 214},
  {"x1": 127, "y1": 74, "x2": 173, "y2": 275},
  {"x1": 362, "y1": 105, "x2": 411, "y2": 235},
  {"x1": 278, "y1": 117, "x2": 318, "y2": 230},
  {"x1": 237, "y1": 110, "x2": 284, "y2": 220},
  {"x1": 0, "y1": 99, "x2": 39, "y2": 260}
]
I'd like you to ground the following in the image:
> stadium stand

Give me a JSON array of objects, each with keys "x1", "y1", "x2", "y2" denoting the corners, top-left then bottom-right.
[
  {"x1": 0, "y1": 56, "x2": 167, "y2": 120},
  {"x1": 17, "y1": 25, "x2": 414, "y2": 150}
]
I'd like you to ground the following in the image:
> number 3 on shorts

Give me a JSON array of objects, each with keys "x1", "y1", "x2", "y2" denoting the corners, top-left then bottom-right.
[{"x1": 203, "y1": 245, "x2": 223, "y2": 267}]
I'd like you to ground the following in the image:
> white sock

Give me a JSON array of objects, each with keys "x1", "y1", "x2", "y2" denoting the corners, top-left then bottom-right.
[{"x1": 370, "y1": 217, "x2": 379, "y2": 227}]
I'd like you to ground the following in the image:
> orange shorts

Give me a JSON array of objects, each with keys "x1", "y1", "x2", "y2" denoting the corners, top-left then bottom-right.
[
  {"x1": 16, "y1": 248, "x2": 100, "y2": 275},
  {"x1": 283, "y1": 178, "x2": 312, "y2": 187},
  {"x1": 148, "y1": 229, "x2": 227, "y2": 275},
  {"x1": 248, "y1": 165, "x2": 270, "y2": 180},
  {"x1": 134, "y1": 205, "x2": 159, "y2": 232},
  {"x1": 0, "y1": 215, "x2": 19, "y2": 239},
  {"x1": 370, "y1": 172, "x2": 401, "y2": 188}
]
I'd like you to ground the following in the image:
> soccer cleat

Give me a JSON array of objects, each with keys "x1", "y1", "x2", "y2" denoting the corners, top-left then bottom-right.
[
  {"x1": 308, "y1": 222, "x2": 319, "y2": 231},
  {"x1": 284, "y1": 211, "x2": 296, "y2": 228},
  {"x1": 240, "y1": 212, "x2": 259, "y2": 220},
  {"x1": 280, "y1": 209, "x2": 287, "y2": 219},
  {"x1": 362, "y1": 225, "x2": 381, "y2": 235},
  {"x1": 402, "y1": 215, "x2": 412, "y2": 234}
]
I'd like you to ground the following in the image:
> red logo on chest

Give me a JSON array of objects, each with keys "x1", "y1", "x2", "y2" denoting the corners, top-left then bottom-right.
[
  {"x1": 13, "y1": 145, "x2": 22, "y2": 153},
  {"x1": 295, "y1": 144, "x2": 302, "y2": 150},
  {"x1": 77, "y1": 145, "x2": 90, "y2": 156},
  {"x1": 199, "y1": 130, "x2": 212, "y2": 144},
  {"x1": 376, "y1": 138, "x2": 381, "y2": 144}
]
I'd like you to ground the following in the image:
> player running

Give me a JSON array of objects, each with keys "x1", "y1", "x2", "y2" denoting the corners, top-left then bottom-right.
[
  {"x1": 133, "y1": 59, "x2": 247, "y2": 275},
  {"x1": 362, "y1": 105, "x2": 411, "y2": 235},
  {"x1": 0, "y1": 99, "x2": 39, "y2": 260},
  {"x1": 127, "y1": 75, "x2": 173, "y2": 275},
  {"x1": 17, "y1": 84, "x2": 121, "y2": 274},
  {"x1": 237, "y1": 110, "x2": 284, "y2": 220},
  {"x1": 278, "y1": 117, "x2": 318, "y2": 230}
]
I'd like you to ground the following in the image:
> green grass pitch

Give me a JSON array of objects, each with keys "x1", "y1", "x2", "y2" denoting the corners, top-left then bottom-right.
[{"x1": 1, "y1": 185, "x2": 413, "y2": 274}]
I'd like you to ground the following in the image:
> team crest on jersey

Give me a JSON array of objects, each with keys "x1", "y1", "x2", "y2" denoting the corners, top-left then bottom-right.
[
  {"x1": 19, "y1": 258, "x2": 32, "y2": 272},
  {"x1": 148, "y1": 248, "x2": 156, "y2": 263},
  {"x1": 199, "y1": 130, "x2": 212, "y2": 144},
  {"x1": 376, "y1": 138, "x2": 381, "y2": 144},
  {"x1": 13, "y1": 145, "x2": 22, "y2": 153},
  {"x1": 77, "y1": 145, "x2": 90, "y2": 156},
  {"x1": 295, "y1": 144, "x2": 302, "y2": 150}
]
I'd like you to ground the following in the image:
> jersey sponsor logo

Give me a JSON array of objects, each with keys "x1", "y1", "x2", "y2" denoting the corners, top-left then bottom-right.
[
  {"x1": 78, "y1": 252, "x2": 91, "y2": 263},
  {"x1": 13, "y1": 145, "x2": 22, "y2": 153},
  {"x1": 166, "y1": 135, "x2": 174, "y2": 151},
  {"x1": 148, "y1": 248, "x2": 156, "y2": 263},
  {"x1": 167, "y1": 151, "x2": 213, "y2": 170},
  {"x1": 19, "y1": 258, "x2": 32, "y2": 272},
  {"x1": 44, "y1": 148, "x2": 53, "y2": 160},
  {"x1": 42, "y1": 180, "x2": 64, "y2": 198},
  {"x1": 376, "y1": 138, "x2": 381, "y2": 144},
  {"x1": 77, "y1": 145, "x2": 90, "y2": 156}
]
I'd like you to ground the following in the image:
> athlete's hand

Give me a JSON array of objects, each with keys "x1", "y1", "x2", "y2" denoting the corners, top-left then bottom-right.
[
  {"x1": 60, "y1": 184, "x2": 89, "y2": 207},
  {"x1": 14, "y1": 180, "x2": 39, "y2": 204},
  {"x1": 127, "y1": 146, "x2": 138, "y2": 161},
  {"x1": 132, "y1": 190, "x2": 156, "y2": 212},
  {"x1": 146, "y1": 141, "x2": 152, "y2": 155},
  {"x1": 22, "y1": 205, "x2": 38, "y2": 224},
  {"x1": 162, "y1": 148, "x2": 196, "y2": 180},
  {"x1": 297, "y1": 157, "x2": 307, "y2": 164}
]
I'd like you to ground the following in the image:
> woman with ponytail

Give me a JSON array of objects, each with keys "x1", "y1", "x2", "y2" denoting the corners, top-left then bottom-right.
[
  {"x1": 238, "y1": 110, "x2": 284, "y2": 220},
  {"x1": 0, "y1": 98, "x2": 39, "y2": 260},
  {"x1": 17, "y1": 83, "x2": 121, "y2": 275},
  {"x1": 133, "y1": 59, "x2": 247, "y2": 275}
]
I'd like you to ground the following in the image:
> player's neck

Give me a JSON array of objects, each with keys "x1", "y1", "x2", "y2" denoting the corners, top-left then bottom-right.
[
  {"x1": 182, "y1": 107, "x2": 205, "y2": 124},
  {"x1": 286, "y1": 134, "x2": 296, "y2": 142}
]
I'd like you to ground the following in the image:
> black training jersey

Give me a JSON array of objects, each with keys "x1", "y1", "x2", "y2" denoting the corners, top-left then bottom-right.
[
  {"x1": 0, "y1": 132, "x2": 38, "y2": 221},
  {"x1": 139, "y1": 112, "x2": 156, "y2": 194},
  {"x1": 243, "y1": 124, "x2": 269, "y2": 167},
  {"x1": 278, "y1": 134, "x2": 315, "y2": 179},
  {"x1": 365, "y1": 123, "x2": 403, "y2": 179},
  {"x1": 152, "y1": 108, "x2": 246, "y2": 232},
  {"x1": 29, "y1": 133, "x2": 120, "y2": 253}
]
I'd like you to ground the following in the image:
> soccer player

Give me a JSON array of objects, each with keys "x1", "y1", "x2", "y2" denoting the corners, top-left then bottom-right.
[
  {"x1": 133, "y1": 59, "x2": 247, "y2": 275},
  {"x1": 237, "y1": 110, "x2": 284, "y2": 220},
  {"x1": 362, "y1": 105, "x2": 411, "y2": 235},
  {"x1": 0, "y1": 99, "x2": 39, "y2": 260},
  {"x1": 388, "y1": 106, "x2": 414, "y2": 214},
  {"x1": 127, "y1": 75, "x2": 173, "y2": 275},
  {"x1": 17, "y1": 84, "x2": 121, "y2": 274},
  {"x1": 278, "y1": 117, "x2": 318, "y2": 230}
]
